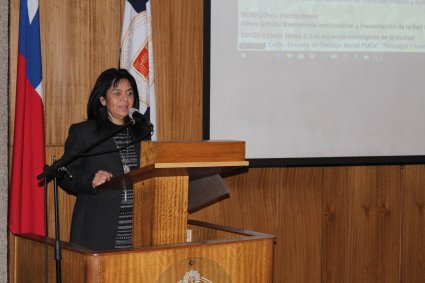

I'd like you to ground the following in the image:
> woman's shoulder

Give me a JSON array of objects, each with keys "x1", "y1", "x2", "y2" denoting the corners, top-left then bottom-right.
[{"x1": 69, "y1": 120, "x2": 98, "y2": 133}]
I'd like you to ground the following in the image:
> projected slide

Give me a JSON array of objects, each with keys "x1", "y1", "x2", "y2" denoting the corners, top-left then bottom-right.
[
  {"x1": 238, "y1": 0, "x2": 425, "y2": 53},
  {"x1": 208, "y1": 0, "x2": 425, "y2": 163}
]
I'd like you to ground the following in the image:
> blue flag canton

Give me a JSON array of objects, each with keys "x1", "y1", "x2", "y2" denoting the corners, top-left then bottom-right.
[
  {"x1": 18, "y1": 0, "x2": 42, "y2": 89},
  {"x1": 127, "y1": 0, "x2": 148, "y2": 13}
]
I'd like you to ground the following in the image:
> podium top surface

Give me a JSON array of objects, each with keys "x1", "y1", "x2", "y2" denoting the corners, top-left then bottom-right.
[{"x1": 141, "y1": 140, "x2": 247, "y2": 166}]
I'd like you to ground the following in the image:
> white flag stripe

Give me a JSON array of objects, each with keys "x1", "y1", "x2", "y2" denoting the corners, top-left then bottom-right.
[
  {"x1": 120, "y1": 3, "x2": 137, "y2": 40},
  {"x1": 27, "y1": 0, "x2": 38, "y2": 24},
  {"x1": 35, "y1": 81, "x2": 43, "y2": 102}
]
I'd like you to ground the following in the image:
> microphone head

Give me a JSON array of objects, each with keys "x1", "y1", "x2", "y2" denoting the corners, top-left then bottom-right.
[
  {"x1": 128, "y1": 107, "x2": 139, "y2": 120},
  {"x1": 128, "y1": 107, "x2": 154, "y2": 138}
]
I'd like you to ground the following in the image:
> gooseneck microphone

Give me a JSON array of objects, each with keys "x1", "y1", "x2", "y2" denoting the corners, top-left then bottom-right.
[{"x1": 129, "y1": 107, "x2": 154, "y2": 131}]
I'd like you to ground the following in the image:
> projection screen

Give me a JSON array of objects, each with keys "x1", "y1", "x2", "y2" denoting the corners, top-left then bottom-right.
[{"x1": 206, "y1": 0, "x2": 425, "y2": 165}]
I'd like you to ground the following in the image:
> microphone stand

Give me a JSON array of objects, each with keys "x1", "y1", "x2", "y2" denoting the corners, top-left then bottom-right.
[{"x1": 37, "y1": 119, "x2": 151, "y2": 283}]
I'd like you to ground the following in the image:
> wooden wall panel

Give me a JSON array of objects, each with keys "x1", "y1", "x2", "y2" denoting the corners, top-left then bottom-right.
[
  {"x1": 42, "y1": 0, "x2": 125, "y2": 145},
  {"x1": 9, "y1": 0, "x2": 18, "y2": 140},
  {"x1": 151, "y1": 0, "x2": 204, "y2": 140},
  {"x1": 278, "y1": 167, "x2": 322, "y2": 283},
  {"x1": 10, "y1": 0, "x2": 203, "y2": 144},
  {"x1": 10, "y1": 0, "x2": 124, "y2": 146},
  {"x1": 191, "y1": 167, "x2": 323, "y2": 283},
  {"x1": 322, "y1": 166, "x2": 401, "y2": 283},
  {"x1": 401, "y1": 165, "x2": 425, "y2": 283}
]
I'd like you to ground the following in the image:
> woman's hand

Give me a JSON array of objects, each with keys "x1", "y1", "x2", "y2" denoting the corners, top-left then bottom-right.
[{"x1": 92, "y1": 170, "x2": 113, "y2": 188}]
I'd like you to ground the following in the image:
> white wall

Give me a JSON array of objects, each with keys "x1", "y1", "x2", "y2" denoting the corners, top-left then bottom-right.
[{"x1": 0, "y1": 0, "x2": 9, "y2": 280}]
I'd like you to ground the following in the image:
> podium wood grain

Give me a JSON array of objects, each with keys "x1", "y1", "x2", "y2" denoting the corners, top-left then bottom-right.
[
  {"x1": 13, "y1": 223, "x2": 274, "y2": 283},
  {"x1": 133, "y1": 176, "x2": 188, "y2": 246}
]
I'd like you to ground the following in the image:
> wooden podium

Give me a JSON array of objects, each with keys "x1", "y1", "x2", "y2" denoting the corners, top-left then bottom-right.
[{"x1": 12, "y1": 141, "x2": 275, "y2": 282}]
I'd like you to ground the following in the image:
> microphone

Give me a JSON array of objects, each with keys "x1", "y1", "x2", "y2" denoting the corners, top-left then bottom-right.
[{"x1": 129, "y1": 108, "x2": 153, "y2": 131}]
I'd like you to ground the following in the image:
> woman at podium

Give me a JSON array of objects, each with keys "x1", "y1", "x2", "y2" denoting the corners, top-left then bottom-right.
[{"x1": 58, "y1": 68, "x2": 147, "y2": 251}]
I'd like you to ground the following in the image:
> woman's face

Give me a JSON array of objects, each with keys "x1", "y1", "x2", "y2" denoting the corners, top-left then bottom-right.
[{"x1": 100, "y1": 79, "x2": 135, "y2": 125}]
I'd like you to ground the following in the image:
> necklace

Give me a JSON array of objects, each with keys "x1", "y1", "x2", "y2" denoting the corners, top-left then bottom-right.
[{"x1": 113, "y1": 128, "x2": 131, "y2": 174}]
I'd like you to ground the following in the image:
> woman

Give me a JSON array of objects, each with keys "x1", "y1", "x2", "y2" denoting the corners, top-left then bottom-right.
[{"x1": 59, "y1": 68, "x2": 148, "y2": 250}]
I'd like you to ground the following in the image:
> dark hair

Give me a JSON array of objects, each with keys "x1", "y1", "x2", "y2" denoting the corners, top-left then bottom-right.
[{"x1": 87, "y1": 68, "x2": 140, "y2": 129}]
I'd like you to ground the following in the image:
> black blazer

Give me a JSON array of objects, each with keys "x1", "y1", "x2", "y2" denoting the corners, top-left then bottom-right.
[{"x1": 58, "y1": 120, "x2": 140, "y2": 250}]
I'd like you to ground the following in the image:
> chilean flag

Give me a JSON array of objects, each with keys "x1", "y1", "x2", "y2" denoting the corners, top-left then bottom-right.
[
  {"x1": 120, "y1": 0, "x2": 157, "y2": 139},
  {"x1": 9, "y1": 0, "x2": 46, "y2": 236}
]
